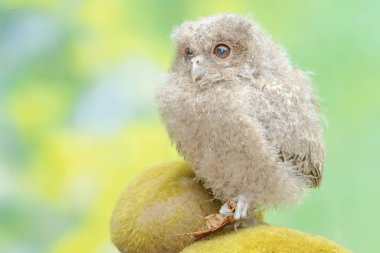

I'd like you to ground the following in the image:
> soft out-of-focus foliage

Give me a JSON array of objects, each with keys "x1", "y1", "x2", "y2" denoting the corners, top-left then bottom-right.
[{"x1": 0, "y1": 1, "x2": 379, "y2": 252}]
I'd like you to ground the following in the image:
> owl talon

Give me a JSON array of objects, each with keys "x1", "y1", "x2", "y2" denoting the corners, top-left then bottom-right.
[
  {"x1": 233, "y1": 194, "x2": 250, "y2": 220},
  {"x1": 234, "y1": 221, "x2": 238, "y2": 231},
  {"x1": 219, "y1": 194, "x2": 250, "y2": 221}
]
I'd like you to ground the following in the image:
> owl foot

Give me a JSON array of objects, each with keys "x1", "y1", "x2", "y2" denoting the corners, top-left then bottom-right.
[{"x1": 219, "y1": 194, "x2": 250, "y2": 221}]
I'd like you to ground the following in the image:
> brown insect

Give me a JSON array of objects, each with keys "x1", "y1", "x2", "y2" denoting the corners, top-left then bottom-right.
[{"x1": 179, "y1": 199, "x2": 238, "y2": 241}]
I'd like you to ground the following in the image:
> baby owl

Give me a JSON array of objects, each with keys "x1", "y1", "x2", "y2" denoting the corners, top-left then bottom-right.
[{"x1": 157, "y1": 13, "x2": 325, "y2": 221}]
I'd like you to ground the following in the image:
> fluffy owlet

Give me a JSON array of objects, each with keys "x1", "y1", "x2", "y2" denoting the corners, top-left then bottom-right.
[{"x1": 156, "y1": 13, "x2": 325, "y2": 221}]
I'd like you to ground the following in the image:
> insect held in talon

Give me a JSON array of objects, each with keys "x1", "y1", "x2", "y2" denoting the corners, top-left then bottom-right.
[
  {"x1": 178, "y1": 199, "x2": 238, "y2": 241},
  {"x1": 157, "y1": 13, "x2": 325, "y2": 235}
]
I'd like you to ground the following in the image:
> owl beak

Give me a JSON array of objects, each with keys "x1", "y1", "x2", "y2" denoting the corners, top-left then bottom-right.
[{"x1": 191, "y1": 55, "x2": 206, "y2": 82}]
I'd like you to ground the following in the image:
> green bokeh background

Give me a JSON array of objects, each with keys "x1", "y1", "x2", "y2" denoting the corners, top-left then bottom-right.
[{"x1": 1, "y1": 0, "x2": 379, "y2": 252}]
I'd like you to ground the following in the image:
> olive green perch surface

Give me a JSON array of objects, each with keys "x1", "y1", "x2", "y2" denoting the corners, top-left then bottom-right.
[
  {"x1": 182, "y1": 225, "x2": 350, "y2": 253},
  {"x1": 110, "y1": 161, "x2": 350, "y2": 253}
]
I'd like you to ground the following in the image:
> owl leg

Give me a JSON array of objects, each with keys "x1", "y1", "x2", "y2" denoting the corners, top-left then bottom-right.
[{"x1": 219, "y1": 194, "x2": 250, "y2": 220}]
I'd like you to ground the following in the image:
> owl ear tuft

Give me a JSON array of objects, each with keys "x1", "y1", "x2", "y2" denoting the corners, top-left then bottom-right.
[{"x1": 170, "y1": 21, "x2": 194, "y2": 45}]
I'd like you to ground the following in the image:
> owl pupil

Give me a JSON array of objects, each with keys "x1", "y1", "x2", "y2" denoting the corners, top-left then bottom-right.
[
  {"x1": 213, "y1": 44, "x2": 230, "y2": 59},
  {"x1": 186, "y1": 48, "x2": 193, "y2": 59}
]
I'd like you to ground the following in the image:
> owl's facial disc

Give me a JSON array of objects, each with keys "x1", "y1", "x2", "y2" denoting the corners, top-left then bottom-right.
[{"x1": 190, "y1": 55, "x2": 206, "y2": 83}]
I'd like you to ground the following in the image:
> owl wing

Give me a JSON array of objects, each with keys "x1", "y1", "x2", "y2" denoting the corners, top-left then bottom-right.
[
  {"x1": 278, "y1": 150, "x2": 323, "y2": 188},
  {"x1": 247, "y1": 70, "x2": 324, "y2": 188}
]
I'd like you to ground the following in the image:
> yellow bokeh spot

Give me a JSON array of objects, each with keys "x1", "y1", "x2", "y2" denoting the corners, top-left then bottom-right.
[
  {"x1": 188, "y1": 0, "x2": 248, "y2": 17},
  {"x1": 8, "y1": 81, "x2": 68, "y2": 140},
  {"x1": 79, "y1": 0, "x2": 125, "y2": 32}
]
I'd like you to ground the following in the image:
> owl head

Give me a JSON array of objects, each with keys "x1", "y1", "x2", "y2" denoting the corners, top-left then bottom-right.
[{"x1": 170, "y1": 13, "x2": 289, "y2": 87}]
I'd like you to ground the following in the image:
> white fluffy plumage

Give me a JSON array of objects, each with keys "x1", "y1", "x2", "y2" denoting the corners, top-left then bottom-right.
[{"x1": 156, "y1": 13, "x2": 325, "y2": 218}]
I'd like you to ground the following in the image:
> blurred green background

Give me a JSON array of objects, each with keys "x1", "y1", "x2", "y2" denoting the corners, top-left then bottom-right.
[{"x1": 0, "y1": 0, "x2": 379, "y2": 252}]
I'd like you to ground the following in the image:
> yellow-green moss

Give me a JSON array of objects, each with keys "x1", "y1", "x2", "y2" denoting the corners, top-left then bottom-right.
[
  {"x1": 182, "y1": 225, "x2": 351, "y2": 253},
  {"x1": 110, "y1": 161, "x2": 222, "y2": 253}
]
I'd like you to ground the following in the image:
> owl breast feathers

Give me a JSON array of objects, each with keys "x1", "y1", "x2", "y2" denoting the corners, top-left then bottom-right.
[{"x1": 156, "y1": 13, "x2": 325, "y2": 209}]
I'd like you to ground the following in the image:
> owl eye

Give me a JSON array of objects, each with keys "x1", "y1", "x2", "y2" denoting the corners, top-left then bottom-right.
[
  {"x1": 185, "y1": 47, "x2": 194, "y2": 60},
  {"x1": 213, "y1": 44, "x2": 230, "y2": 59}
]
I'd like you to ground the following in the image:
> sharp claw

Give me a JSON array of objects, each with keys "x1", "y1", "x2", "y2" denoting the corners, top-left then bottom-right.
[
  {"x1": 234, "y1": 221, "x2": 239, "y2": 231},
  {"x1": 220, "y1": 194, "x2": 251, "y2": 221}
]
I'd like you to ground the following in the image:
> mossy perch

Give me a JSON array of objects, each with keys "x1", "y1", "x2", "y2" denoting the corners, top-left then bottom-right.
[
  {"x1": 110, "y1": 161, "x2": 223, "y2": 252},
  {"x1": 110, "y1": 161, "x2": 350, "y2": 253},
  {"x1": 182, "y1": 225, "x2": 350, "y2": 253}
]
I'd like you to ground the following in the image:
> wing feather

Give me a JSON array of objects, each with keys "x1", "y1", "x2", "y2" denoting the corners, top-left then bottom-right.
[{"x1": 278, "y1": 150, "x2": 323, "y2": 188}]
